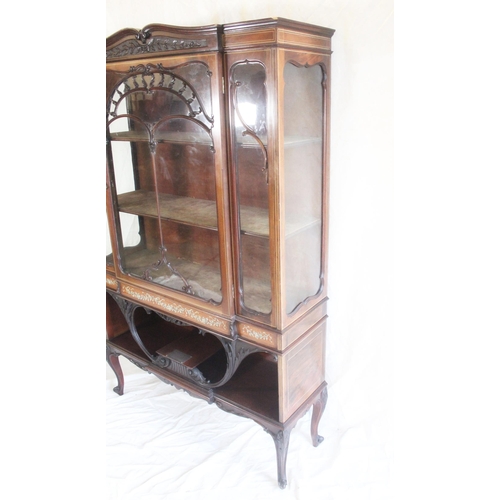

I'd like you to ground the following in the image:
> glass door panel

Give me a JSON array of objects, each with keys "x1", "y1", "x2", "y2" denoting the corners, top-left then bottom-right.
[
  {"x1": 106, "y1": 61, "x2": 222, "y2": 304},
  {"x1": 230, "y1": 61, "x2": 272, "y2": 316},
  {"x1": 152, "y1": 116, "x2": 221, "y2": 303},
  {"x1": 108, "y1": 108, "x2": 162, "y2": 277},
  {"x1": 106, "y1": 216, "x2": 114, "y2": 268},
  {"x1": 283, "y1": 63, "x2": 325, "y2": 314}
]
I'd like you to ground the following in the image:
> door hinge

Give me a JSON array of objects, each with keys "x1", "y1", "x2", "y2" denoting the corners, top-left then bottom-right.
[{"x1": 222, "y1": 76, "x2": 225, "y2": 94}]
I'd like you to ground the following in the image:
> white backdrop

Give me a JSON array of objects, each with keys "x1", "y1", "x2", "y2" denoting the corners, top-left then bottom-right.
[{"x1": 106, "y1": 1, "x2": 393, "y2": 499}]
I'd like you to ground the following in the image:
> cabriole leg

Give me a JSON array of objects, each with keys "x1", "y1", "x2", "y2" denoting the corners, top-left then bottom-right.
[
  {"x1": 106, "y1": 346, "x2": 124, "y2": 396},
  {"x1": 311, "y1": 386, "x2": 328, "y2": 446},
  {"x1": 267, "y1": 428, "x2": 291, "y2": 489}
]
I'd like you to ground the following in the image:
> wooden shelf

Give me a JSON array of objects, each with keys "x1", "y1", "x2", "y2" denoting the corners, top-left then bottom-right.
[
  {"x1": 119, "y1": 245, "x2": 274, "y2": 313},
  {"x1": 156, "y1": 331, "x2": 222, "y2": 369},
  {"x1": 110, "y1": 130, "x2": 213, "y2": 145},
  {"x1": 236, "y1": 134, "x2": 321, "y2": 148},
  {"x1": 108, "y1": 333, "x2": 279, "y2": 421},
  {"x1": 109, "y1": 315, "x2": 187, "y2": 356},
  {"x1": 118, "y1": 190, "x2": 218, "y2": 231},
  {"x1": 284, "y1": 135, "x2": 322, "y2": 147},
  {"x1": 109, "y1": 130, "x2": 320, "y2": 148},
  {"x1": 118, "y1": 189, "x2": 320, "y2": 238},
  {"x1": 214, "y1": 352, "x2": 279, "y2": 420},
  {"x1": 241, "y1": 206, "x2": 320, "y2": 238},
  {"x1": 107, "y1": 319, "x2": 279, "y2": 421},
  {"x1": 108, "y1": 317, "x2": 226, "y2": 386},
  {"x1": 119, "y1": 246, "x2": 223, "y2": 304}
]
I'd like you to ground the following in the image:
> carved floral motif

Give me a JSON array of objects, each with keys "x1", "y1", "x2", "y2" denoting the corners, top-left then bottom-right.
[{"x1": 106, "y1": 36, "x2": 208, "y2": 59}]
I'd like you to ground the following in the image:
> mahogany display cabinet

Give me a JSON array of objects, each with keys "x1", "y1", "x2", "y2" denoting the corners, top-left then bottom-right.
[{"x1": 106, "y1": 18, "x2": 334, "y2": 488}]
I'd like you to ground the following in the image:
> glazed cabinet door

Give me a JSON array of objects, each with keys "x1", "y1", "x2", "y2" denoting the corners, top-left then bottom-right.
[
  {"x1": 226, "y1": 48, "x2": 330, "y2": 329},
  {"x1": 106, "y1": 53, "x2": 233, "y2": 314},
  {"x1": 226, "y1": 50, "x2": 277, "y2": 326},
  {"x1": 278, "y1": 49, "x2": 330, "y2": 329}
]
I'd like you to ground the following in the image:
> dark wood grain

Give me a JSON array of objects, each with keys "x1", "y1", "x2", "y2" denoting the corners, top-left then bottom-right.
[{"x1": 106, "y1": 18, "x2": 333, "y2": 488}]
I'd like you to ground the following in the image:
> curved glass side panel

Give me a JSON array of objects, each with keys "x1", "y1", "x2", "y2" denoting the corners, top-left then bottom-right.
[
  {"x1": 283, "y1": 63, "x2": 325, "y2": 314},
  {"x1": 106, "y1": 62, "x2": 221, "y2": 304},
  {"x1": 230, "y1": 61, "x2": 271, "y2": 316}
]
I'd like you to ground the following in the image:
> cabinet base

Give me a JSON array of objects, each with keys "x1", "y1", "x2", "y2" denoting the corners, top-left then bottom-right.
[{"x1": 107, "y1": 347, "x2": 327, "y2": 488}]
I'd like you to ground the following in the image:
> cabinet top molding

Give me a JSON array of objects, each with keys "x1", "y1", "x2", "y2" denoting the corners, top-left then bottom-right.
[
  {"x1": 222, "y1": 17, "x2": 335, "y2": 37},
  {"x1": 106, "y1": 18, "x2": 335, "y2": 61}
]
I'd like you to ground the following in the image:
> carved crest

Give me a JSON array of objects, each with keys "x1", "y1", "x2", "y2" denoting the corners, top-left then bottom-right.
[{"x1": 106, "y1": 28, "x2": 208, "y2": 59}]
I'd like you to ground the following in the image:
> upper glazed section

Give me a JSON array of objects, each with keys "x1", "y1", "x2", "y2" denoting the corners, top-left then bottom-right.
[{"x1": 106, "y1": 23, "x2": 222, "y2": 61}]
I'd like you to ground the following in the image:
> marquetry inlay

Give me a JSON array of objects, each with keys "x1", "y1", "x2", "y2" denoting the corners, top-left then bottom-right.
[
  {"x1": 240, "y1": 324, "x2": 276, "y2": 347},
  {"x1": 122, "y1": 285, "x2": 230, "y2": 334},
  {"x1": 106, "y1": 276, "x2": 118, "y2": 289}
]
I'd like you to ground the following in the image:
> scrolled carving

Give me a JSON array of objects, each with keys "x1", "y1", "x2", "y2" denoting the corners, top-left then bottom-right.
[
  {"x1": 152, "y1": 354, "x2": 208, "y2": 383},
  {"x1": 107, "y1": 292, "x2": 158, "y2": 364},
  {"x1": 107, "y1": 62, "x2": 213, "y2": 126},
  {"x1": 106, "y1": 35, "x2": 208, "y2": 60},
  {"x1": 107, "y1": 293, "x2": 273, "y2": 390},
  {"x1": 135, "y1": 28, "x2": 152, "y2": 44},
  {"x1": 208, "y1": 390, "x2": 214, "y2": 404},
  {"x1": 215, "y1": 400, "x2": 247, "y2": 419},
  {"x1": 230, "y1": 60, "x2": 269, "y2": 183},
  {"x1": 157, "y1": 324, "x2": 270, "y2": 388},
  {"x1": 127, "y1": 357, "x2": 151, "y2": 372},
  {"x1": 187, "y1": 368, "x2": 207, "y2": 384},
  {"x1": 142, "y1": 245, "x2": 195, "y2": 296}
]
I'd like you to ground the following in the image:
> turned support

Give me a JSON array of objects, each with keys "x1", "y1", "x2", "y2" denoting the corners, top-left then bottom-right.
[{"x1": 106, "y1": 346, "x2": 124, "y2": 396}]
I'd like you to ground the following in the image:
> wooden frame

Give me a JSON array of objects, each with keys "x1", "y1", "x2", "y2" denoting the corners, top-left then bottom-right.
[{"x1": 106, "y1": 18, "x2": 334, "y2": 489}]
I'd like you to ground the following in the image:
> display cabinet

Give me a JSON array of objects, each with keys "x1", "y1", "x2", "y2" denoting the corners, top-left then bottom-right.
[{"x1": 106, "y1": 18, "x2": 334, "y2": 488}]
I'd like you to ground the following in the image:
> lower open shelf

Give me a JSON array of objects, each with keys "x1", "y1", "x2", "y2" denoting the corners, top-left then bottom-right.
[
  {"x1": 106, "y1": 306, "x2": 279, "y2": 421},
  {"x1": 106, "y1": 291, "x2": 328, "y2": 489}
]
